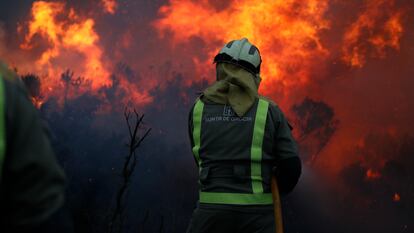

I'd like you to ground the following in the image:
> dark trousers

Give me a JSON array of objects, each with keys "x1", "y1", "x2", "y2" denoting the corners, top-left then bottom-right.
[{"x1": 186, "y1": 206, "x2": 275, "y2": 233}]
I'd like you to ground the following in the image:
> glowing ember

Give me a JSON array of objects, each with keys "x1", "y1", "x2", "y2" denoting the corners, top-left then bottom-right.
[
  {"x1": 102, "y1": 0, "x2": 117, "y2": 14},
  {"x1": 341, "y1": 0, "x2": 404, "y2": 67},
  {"x1": 365, "y1": 168, "x2": 381, "y2": 180},
  {"x1": 393, "y1": 193, "x2": 401, "y2": 202},
  {"x1": 31, "y1": 97, "x2": 44, "y2": 109},
  {"x1": 20, "y1": 1, "x2": 111, "y2": 96}
]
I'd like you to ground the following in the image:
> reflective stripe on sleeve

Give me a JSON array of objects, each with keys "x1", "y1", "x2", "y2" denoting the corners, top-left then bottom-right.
[{"x1": 192, "y1": 99, "x2": 204, "y2": 167}]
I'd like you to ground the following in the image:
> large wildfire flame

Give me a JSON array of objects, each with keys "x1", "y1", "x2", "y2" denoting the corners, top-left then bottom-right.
[
  {"x1": 16, "y1": 0, "x2": 152, "y2": 107},
  {"x1": 154, "y1": 0, "x2": 331, "y2": 99},
  {"x1": 0, "y1": 0, "x2": 411, "y2": 227},
  {"x1": 2, "y1": 0, "x2": 409, "y2": 181},
  {"x1": 21, "y1": 1, "x2": 110, "y2": 91},
  {"x1": 341, "y1": 0, "x2": 404, "y2": 67},
  {"x1": 13, "y1": 0, "x2": 404, "y2": 109},
  {"x1": 153, "y1": 0, "x2": 406, "y2": 175},
  {"x1": 154, "y1": 0, "x2": 404, "y2": 101}
]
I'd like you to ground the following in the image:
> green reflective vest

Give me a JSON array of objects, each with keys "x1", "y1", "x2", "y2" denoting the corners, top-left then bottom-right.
[
  {"x1": 0, "y1": 75, "x2": 5, "y2": 181},
  {"x1": 191, "y1": 97, "x2": 274, "y2": 205}
]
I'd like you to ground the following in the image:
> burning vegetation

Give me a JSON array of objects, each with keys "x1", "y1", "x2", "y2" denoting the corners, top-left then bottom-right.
[
  {"x1": 154, "y1": 0, "x2": 331, "y2": 98},
  {"x1": 20, "y1": 1, "x2": 110, "y2": 92},
  {"x1": 0, "y1": 0, "x2": 412, "y2": 232},
  {"x1": 341, "y1": 0, "x2": 404, "y2": 67}
]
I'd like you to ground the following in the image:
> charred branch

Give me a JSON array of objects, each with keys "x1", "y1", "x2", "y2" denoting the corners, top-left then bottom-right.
[{"x1": 108, "y1": 108, "x2": 151, "y2": 233}]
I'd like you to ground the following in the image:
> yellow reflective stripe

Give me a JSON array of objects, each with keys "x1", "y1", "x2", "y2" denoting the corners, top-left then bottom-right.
[
  {"x1": 251, "y1": 99, "x2": 269, "y2": 193},
  {"x1": 200, "y1": 191, "x2": 273, "y2": 205},
  {"x1": 197, "y1": 98, "x2": 272, "y2": 205},
  {"x1": 0, "y1": 76, "x2": 5, "y2": 181},
  {"x1": 192, "y1": 99, "x2": 204, "y2": 167}
]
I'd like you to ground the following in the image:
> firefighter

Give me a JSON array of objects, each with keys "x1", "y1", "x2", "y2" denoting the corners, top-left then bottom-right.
[
  {"x1": 187, "y1": 38, "x2": 301, "y2": 233},
  {"x1": 0, "y1": 62, "x2": 68, "y2": 232}
]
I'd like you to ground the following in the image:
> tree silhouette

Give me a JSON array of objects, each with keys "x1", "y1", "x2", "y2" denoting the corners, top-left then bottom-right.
[{"x1": 108, "y1": 108, "x2": 151, "y2": 233}]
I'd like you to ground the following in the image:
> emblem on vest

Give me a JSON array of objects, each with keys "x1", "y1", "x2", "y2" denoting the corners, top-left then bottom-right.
[
  {"x1": 205, "y1": 105, "x2": 252, "y2": 122},
  {"x1": 223, "y1": 105, "x2": 235, "y2": 117}
]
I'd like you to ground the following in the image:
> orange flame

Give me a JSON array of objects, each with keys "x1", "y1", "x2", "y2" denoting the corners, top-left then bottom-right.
[
  {"x1": 20, "y1": 1, "x2": 111, "y2": 95},
  {"x1": 155, "y1": 0, "x2": 405, "y2": 102},
  {"x1": 154, "y1": 0, "x2": 330, "y2": 99},
  {"x1": 102, "y1": 0, "x2": 117, "y2": 14},
  {"x1": 365, "y1": 168, "x2": 381, "y2": 180},
  {"x1": 342, "y1": 0, "x2": 404, "y2": 67}
]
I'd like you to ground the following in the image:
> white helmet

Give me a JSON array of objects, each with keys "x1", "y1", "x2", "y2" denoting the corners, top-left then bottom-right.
[{"x1": 213, "y1": 38, "x2": 262, "y2": 75}]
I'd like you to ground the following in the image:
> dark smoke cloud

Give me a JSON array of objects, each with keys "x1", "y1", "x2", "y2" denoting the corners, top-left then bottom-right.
[
  {"x1": 31, "y1": 65, "x2": 207, "y2": 232},
  {"x1": 0, "y1": 0, "x2": 413, "y2": 232},
  {"x1": 291, "y1": 98, "x2": 339, "y2": 163},
  {"x1": 338, "y1": 133, "x2": 414, "y2": 233},
  {"x1": 21, "y1": 73, "x2": 41, "y2": 98}
]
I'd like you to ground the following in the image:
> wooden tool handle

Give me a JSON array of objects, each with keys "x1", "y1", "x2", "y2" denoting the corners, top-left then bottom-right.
[{"x1": 271, "y1": 176, "x2": 284, "y2": 233}]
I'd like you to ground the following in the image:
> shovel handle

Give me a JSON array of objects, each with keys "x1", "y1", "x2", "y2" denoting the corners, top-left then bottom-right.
[{"x1": 271, "y1": 176, "x2": 284, "y2": 233}]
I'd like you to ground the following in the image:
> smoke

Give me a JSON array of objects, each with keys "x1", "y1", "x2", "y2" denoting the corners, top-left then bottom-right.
[
  {"x1": 25, "y1": 61, "x2": 207, "y2": 231},
  {"x1": 291, "y1": 98, "x2": 339, "y2": 163},
  {"x1": 0, "y1": 0, "x2": 413, "y2": 232},
  {"x1": 337, "y1": 132, "x2": 414, "y2": 233}
]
